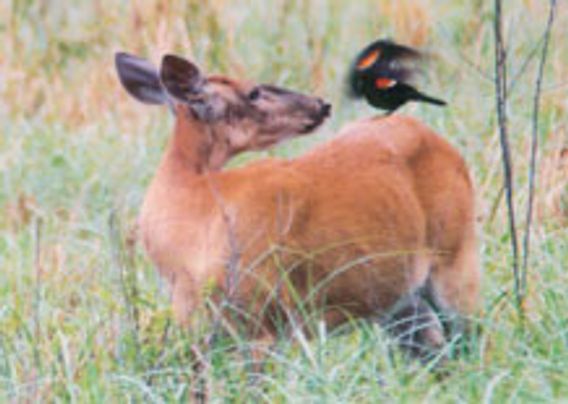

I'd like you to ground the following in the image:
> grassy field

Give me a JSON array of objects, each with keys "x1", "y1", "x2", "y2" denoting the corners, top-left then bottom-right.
[{"x1": 1, "y1": 0, "x2": 567, "y2": 401}]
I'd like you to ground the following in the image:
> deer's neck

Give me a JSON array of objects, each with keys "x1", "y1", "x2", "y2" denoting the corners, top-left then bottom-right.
[
  {"x1": 139, "y1": 111, "x2": 231, "y2": 298},
  {"x1": 160, "y1": 110, "x2": 229, "y2": 178}
]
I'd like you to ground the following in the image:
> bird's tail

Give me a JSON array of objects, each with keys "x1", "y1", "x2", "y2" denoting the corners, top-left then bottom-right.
[{"x1": 415, "y1": 92, "x2": 447, "y2": 107}]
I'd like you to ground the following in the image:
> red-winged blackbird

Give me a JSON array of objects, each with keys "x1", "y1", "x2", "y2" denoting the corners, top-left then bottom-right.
[{"x1": 348, "y1": 39, "x2": 446, "y2": 114}]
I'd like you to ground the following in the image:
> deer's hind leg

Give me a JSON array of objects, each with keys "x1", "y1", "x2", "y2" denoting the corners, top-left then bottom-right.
[
  {"x1": 422, "y1": 227, "x2": 481, "y2": 360},
  {"x1": 380, "y1": 290, "x2": 447, "y2": 364},
  {"x1": 426, "y1": 230, "x2": 481, "y2": 352}
]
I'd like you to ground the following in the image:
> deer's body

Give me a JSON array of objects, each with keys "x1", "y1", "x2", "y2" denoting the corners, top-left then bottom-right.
[{"x1": 116, "y1": 52, "x2": 479, "y2": 362}]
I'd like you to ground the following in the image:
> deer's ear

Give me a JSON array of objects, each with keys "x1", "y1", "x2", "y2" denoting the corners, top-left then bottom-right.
[
  {"x1": 115, "y1": 52, "x2": 168, "y2": 105},
  {"x1": 160, "y1": 54, "x2": 204, "y2": 101}
]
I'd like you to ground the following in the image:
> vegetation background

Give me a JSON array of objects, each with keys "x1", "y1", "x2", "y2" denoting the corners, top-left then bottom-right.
[{"x1": 1, "y1": 0, "x2": 567, "y2": 401}]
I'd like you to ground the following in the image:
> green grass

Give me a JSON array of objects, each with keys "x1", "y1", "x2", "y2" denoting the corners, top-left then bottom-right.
[{"x1": 1, "y1": 0, "x2": 567, "y2": 401}]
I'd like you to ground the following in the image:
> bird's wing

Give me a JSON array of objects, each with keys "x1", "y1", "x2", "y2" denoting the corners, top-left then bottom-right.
[{"x1": 348, "y1": 39, "x2": 429, "y2": 98}]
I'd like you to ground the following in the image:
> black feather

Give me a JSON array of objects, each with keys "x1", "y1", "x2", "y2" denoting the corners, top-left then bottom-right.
[{"x1": 347, "y1": 38, "x2": 446, "y2": 113}]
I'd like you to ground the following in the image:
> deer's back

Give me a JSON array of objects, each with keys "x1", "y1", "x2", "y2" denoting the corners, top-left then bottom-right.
[{"x1": 295, "y1": 115, "x2": 475, "y2": 257}]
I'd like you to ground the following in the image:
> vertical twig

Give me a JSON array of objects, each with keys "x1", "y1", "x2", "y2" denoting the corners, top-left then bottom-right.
[
  {"x1": 522, "y1": 0, "x2": 557, "y2": 297},
  {"x1": 33, "y1": 218, "x2": 43, "y2": 349},
  {"x1": 147, "y1": 318, "x2": 172, "y2": 387},
  {"x1": 32, "y1": 217, "x2": 43, "y2": 399},
  {"x1": 205, "y1": 173, "x2": 242, "y2": 312},
  {"x1": 493, "y1": 0, "x2": 522, "y2": 313},
  {"x1": 108, "y1": 211, "x2": 141, "y2": 362},
  {"x1": 190, "y1": 344, "x2": 210, "y2": 403}
]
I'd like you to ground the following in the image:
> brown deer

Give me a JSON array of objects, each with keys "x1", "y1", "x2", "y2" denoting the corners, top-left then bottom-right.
[{"x1": 115, "y1": 52, "x2": 479, "y2": 363}]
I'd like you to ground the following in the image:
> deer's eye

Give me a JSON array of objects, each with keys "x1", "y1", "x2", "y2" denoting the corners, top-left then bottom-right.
[{"x1": 248, "y1": 88, "x2": 261, "y2": 101}]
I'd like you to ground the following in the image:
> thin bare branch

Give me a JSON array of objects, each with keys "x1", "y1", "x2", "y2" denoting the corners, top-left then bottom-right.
[
  {"x1": 108, "y1": 211, "x2": 141, "y2": 361},
  {"x1": 494, "y1": 0, "x2": 522, "y2": 313},
  {"x1": 508, "y1": 34, "x2": 545, "y2": 94},
  {"x1": 522, "y1": 0, "x2": 558, "y2": 297},
  {"x1": 32, "y1": 217, "x2": 43, "y2": 400}
]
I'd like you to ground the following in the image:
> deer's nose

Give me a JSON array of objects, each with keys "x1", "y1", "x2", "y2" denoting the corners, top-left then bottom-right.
[{"x1": 319, "y1": 100, "x2": 332, "y2": 117}]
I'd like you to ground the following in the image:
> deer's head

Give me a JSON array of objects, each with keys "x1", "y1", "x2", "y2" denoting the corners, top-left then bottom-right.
[{"x1": 116, "y1": 52, "x2": 331, "y2": 155}]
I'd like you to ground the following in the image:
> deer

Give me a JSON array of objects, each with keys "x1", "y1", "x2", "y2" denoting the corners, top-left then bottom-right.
[{"x1": 115, "y1": 51, "x2": 480, "y2": 364}]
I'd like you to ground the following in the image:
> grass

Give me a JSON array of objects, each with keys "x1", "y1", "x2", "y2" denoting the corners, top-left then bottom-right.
[{"x1": 1, "y1": 0, "x2": 567, "y2": 401}]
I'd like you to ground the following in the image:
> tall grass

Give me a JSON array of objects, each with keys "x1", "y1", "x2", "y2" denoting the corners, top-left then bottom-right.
[{"x1": 1, "y1": 0, "x2": 567, "y2": 401}]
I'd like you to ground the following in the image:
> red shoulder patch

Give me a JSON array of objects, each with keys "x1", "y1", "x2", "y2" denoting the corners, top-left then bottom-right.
[
  {"x1": 375, "y1": 78, "x2": 396, "y2": 89},
  {"x1": 356, "y1": 49, "x2": 380, "y2": 70}
]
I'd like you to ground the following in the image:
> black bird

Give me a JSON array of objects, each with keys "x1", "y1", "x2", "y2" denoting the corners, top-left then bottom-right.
[{"x1": 348, "y1": 39, "x2": 446, "y2": 114}]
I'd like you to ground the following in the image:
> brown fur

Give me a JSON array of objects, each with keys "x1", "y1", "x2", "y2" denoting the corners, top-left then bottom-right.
[
  {"x1": 116, "y1": 53, "x2": 479, "y2": 362},
  {"x1": 139, "y1": 109, "x2": 479, "y2": 355}
]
